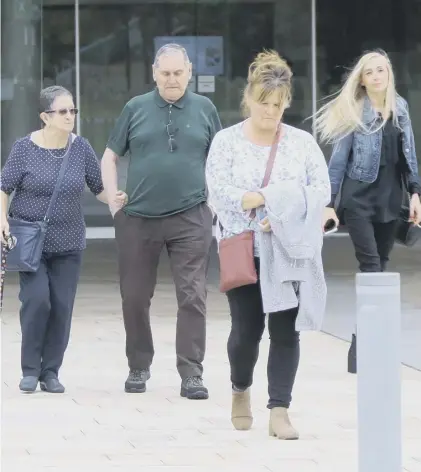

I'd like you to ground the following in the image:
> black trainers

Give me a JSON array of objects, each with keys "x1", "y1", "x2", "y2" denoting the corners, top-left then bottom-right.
[
  {"x1": 19, "y1": 376, "x2": 38, "y2": 393},
  {"x1": 124, "y1": 369, "x2": 150, "y2": 393},
  {"x1": 40, "y1": 378, "x2": 65, "y2": 394},
  {"x1": 180, "y1": 376, "x2": 209, "y2": 400}
]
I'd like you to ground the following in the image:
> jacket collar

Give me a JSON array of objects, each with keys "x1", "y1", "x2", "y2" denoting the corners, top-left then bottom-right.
[
  {"x1": 361, "y1": 94, "x2": 406, "y2": 125},
  {"x1": 154, "y1": 87, "x2": 188, "y2": 109}
]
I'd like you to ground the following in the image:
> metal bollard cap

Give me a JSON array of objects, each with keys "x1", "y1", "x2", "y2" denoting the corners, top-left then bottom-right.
[{"x1": 356, "y1": 272, "x2": 400, "y2": 287}]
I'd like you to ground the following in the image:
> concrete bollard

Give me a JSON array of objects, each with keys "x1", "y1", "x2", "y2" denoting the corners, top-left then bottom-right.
[{"x1": 356, "y1": 272, "x2": 402, "y2": 472}]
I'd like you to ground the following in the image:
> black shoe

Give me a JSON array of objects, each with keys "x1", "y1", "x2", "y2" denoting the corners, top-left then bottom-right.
[
  {"x1": 19, "y1": 376, "x2": 38, "y2": 393},
  {"x1": 124, "y1": 369, "x2": 150, "y2": 393},
  {"x1": 348, "y1": 334, "x2": 357, "y2": 374},
  {"x1": 180, "y1": 376, "x2": 209, "y2": 400},
  {"x1": 40, "y1": 378, "x2": 65, "y2": 393}
]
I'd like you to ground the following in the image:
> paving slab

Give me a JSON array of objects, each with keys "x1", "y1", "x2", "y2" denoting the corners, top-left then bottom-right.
[{"x1": 1, "y1": 239, "x2": 421, "y2": 471}]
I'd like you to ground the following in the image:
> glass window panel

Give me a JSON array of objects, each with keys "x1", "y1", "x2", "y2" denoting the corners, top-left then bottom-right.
[
  {"x1": 1, "y1": 0, "x2": 43, "y2": 162},
  {"x1": 42, "y1": 5, "x2": 76, "y2": 92},
  {"x1": 1, "y1": 0, "x2": 76, "y2": 164},
  {"x1": 78, "y1": 0, "x2": 313, "y2": 226}
]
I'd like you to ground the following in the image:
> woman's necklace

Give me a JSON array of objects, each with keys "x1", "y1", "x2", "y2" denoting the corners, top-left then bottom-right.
[{"x1": 42, "y1": 130, "x2": 71, "y2": 159}]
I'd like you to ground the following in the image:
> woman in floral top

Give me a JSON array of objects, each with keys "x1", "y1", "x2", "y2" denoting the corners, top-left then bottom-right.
[{"x1": 206, "y1": 51, "x2": 330, "y2": 440}]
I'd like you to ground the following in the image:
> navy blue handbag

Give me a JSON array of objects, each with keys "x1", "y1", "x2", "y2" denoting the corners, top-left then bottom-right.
[{"x1": 6, "y1": 140, "x2": 71, "y2": 272}]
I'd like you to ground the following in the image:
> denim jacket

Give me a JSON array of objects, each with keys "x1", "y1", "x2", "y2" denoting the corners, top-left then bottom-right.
[{"x1": 328, "y1": 95, "x2": 420, "y2": 199}]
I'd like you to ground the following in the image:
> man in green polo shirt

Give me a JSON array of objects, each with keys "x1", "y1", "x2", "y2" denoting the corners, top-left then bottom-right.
[{"x1": 101, "y1": 43, "x2": 221, "y2": 400}]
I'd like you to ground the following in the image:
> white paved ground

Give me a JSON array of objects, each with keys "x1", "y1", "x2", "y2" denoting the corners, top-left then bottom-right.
[{"x1": 2, "y1": 281, "x2": 421, "y2": 472}]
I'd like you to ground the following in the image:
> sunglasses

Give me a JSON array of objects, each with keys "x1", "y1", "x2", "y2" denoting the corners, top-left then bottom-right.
[
  {"x1": 166, "y1": 121, "x2": 178, "y2": 152},
  {"x1": 45, "y1": 108, "x2": 79, "y2": 116}
]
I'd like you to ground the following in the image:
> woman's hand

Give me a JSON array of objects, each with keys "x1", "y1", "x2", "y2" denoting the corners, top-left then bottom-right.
[
  {"x1": 409, "y1": 194, "x2": 421, "y2": 225},
  {"x1": 258, "y1": 216, "x2": 271, "y2": 232},
  {"x1": 1, "y1": 214, "x2": 10, "y2": 245},
  {"x1": 322, "y1": 207, "x2": 339, "y2": 232},
  {"x1": 242, "y1": 192, "x2": 265, "y2": 210}
]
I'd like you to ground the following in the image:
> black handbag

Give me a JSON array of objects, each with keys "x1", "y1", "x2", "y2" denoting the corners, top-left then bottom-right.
[
  {"x1": 5, "y1": 139, "x2": 71, "y2": 272},
  {"x1": 395, "y1": 203, "x2": 421, "y2": 247}
]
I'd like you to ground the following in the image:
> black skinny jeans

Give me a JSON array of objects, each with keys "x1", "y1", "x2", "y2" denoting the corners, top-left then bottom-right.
[
  {"x1": 226, "y1": 258, "x2": 300, "y2": 409},
  {"x1": 343, "y1": 210, "x2": 398, "y2": 272}
]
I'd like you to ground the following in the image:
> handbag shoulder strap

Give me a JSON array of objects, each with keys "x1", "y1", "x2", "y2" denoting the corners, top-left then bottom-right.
[
  {"x1": 44, "y1": 136, "x2": 72, "y2": 223},
  {"x1": 261, "y1": 123, "x2": 282, "y2": 188},
  {"x1": 249, "y1": 124, "x2": 282, "y2": 219}
]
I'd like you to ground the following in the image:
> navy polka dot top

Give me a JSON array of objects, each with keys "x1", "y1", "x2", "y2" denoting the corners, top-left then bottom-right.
[{"x1": 1, "y1": 135, "x2": 104, "y2": 252}]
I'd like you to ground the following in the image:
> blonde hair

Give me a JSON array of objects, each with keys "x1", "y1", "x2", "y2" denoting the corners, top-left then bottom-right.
[
  {"x1": 314, "y1": 50, "x2": 398, "y2": 143},
  {"x1": 241, "y1": 50, "x2": 293, "y2": 117}
]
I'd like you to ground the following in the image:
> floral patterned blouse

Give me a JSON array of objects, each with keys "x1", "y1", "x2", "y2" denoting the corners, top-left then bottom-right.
[{"x1": 205, "y1": 120, "x2": 330, "y2": 255}]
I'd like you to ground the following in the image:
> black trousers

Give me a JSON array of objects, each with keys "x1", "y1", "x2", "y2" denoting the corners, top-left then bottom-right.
[
  {"x1": 114, "y1": 203, "x2": 213, "y2": 379},
  {"x1": 18, "y1": 251, "x2": 82, "y2": 379},
  {"x1": 343, "y1": 210, "x2": 398, "y2": 272},
  {"x1": 226, "y1": 259, "x2": 300, "y2": 409}
]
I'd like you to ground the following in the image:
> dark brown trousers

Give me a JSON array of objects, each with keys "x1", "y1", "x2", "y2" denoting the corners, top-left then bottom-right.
[{"x1": 114, "y1": 203, "x2": 213, "y2": 379}]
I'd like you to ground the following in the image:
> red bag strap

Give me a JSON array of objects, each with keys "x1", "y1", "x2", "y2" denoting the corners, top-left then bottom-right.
[
  {"x1": 261, "y1": 123, "x2": 282, "y2": 187},
  {"x1": 250, "y1": 123, "x2": 282, "y2": 219}
]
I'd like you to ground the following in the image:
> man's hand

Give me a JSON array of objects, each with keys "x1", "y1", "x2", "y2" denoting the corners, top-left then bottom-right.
[
  {"x1": 409, "y1": 193, "x2": 421, "y2": 226},
  {"x1": 115, "y1": 190, "x2": 128, "y2": 207},
  {"x1": 110, "y1": 191, "x2": 128, "y2": 217},
  {"x1": 242, "y1": 191, "x2": 265, "y2": 210}
]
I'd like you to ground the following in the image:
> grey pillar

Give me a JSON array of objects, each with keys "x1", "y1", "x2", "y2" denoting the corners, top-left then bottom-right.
[
  {"x1": 356, "y1": 272, "x2": 402, "y2": 472},
  {"x1": 1, "y1": 0, "x2": 42, "y2": 163}
]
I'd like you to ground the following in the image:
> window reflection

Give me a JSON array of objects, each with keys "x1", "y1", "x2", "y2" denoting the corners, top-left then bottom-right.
[{"x1": 42, "y1": 6, "x2": 76, "y2": 92}]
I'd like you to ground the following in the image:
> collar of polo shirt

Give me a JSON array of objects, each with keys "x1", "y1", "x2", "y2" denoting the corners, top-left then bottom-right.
[{"x1": 154, "y1": 87, "x2": 188, "y2": 109}]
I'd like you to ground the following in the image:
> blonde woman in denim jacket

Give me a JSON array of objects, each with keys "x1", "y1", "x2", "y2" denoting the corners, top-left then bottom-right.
[{"x1": 315, "y1": 49, "x2": 421, "y2": 374}]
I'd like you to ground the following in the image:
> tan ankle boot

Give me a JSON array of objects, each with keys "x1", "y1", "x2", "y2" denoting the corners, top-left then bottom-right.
[
  {"x1": 231, "y1": 388, "x2": 253, "y2": 431},
  {"x1": 269, "y1": 407, "x2": 299, "y2": 440}
]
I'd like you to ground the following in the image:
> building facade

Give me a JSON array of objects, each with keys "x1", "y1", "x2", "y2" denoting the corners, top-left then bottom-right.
[{"x1": 2, "y1": 0, "x2": 421, "y2": 228}]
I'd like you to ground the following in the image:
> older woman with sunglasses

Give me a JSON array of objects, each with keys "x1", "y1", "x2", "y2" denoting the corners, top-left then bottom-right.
[{"x1": 0, "y1": 85, "x2": 127, "y2": 394}]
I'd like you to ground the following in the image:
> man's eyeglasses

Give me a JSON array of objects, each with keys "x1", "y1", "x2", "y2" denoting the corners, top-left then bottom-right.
[
  {"x1": 45, "y1": 108, "x2": 79, "y2": 116},
  {"x1": 166, "y1": 121, "x2": 178, "y2": 152}
]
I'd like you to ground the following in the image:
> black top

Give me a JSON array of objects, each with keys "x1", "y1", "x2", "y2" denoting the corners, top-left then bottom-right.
[
  {"x1": 338, "y1": 119, "x2": 404, "y2": 223},
  {"x1": 1, "y1": 135, "x2": 104, "y2": 252}
]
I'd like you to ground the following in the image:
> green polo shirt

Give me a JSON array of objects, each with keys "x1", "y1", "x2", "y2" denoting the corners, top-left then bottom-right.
[{"x1": 107, "y1": 88, "x2": 222, "y2": 218}]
